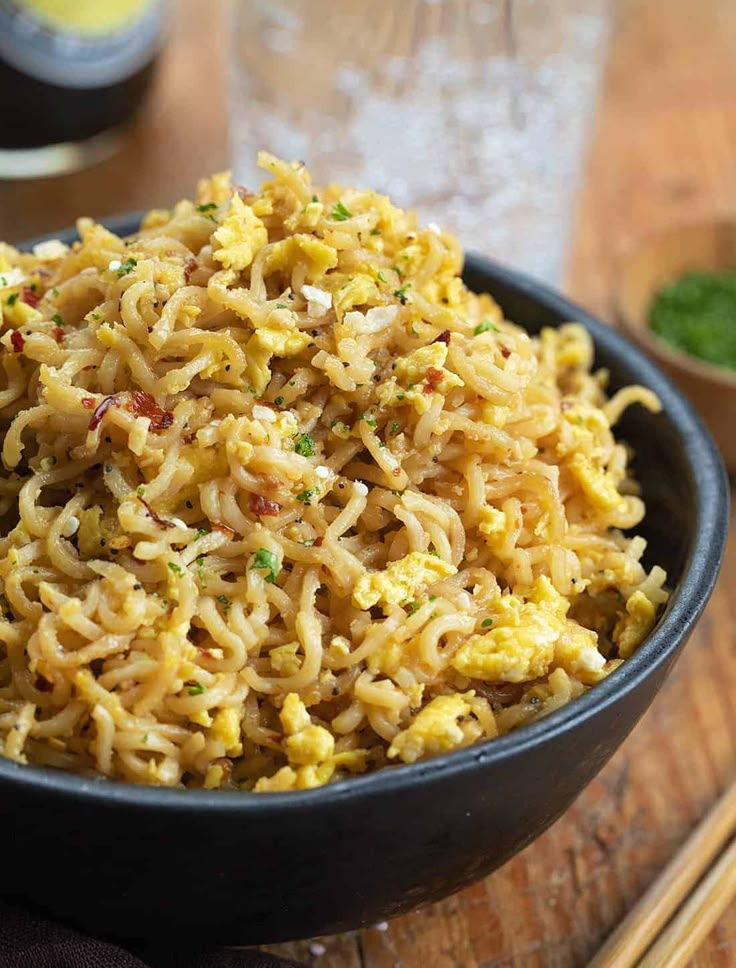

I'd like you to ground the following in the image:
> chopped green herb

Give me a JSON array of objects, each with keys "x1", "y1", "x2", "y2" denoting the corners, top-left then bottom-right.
[
  {"x1": 250, "y1": 547, "x2": 279, "y2": 583},
  {"x1": 115, "y1": 258, "x2": 137, "y2": 278},
  {"x1": 90, "y1": 312, "x2": 101, "y2": 320},
  {"x1": 576, "y1": 416, "x2": 584, "y2": 426},
  {"x1": 167, "y1": 562, "x2": 183, "y2": 576},
  {"x1": 377, "y1": 271, "x2": 387, "y2": 283},
  {"x1": 188, "y1": 682, "x2": 206, "y2": 696},
  {"x1": 197, "y1": 203, "x2": 218, "y2": 212},
  {"x1": 302, "y1": 538, "x2": 316, "y2": 547},
  {"x1": 51, "y1": 288, "x2": 59, "y2": 297},
  {"x1": 389, "y1": 421, "x2": 401, "y2": 437},
  {"x1": 481, "y1": 618, "x2": 494, "y2": 628},
  {"x1": 294, "y1": 433, "x2": 316, "y2": 457},
  {"x1": 428, "y1": 549, "x2": 440, "y2": 557},
  {"x1": 195, "y1": 527, "x2": 209, "y2": 538},
  {"x1": 274, "y1": 396, "x2": 284, "y2": 405},
  {"x1": 288, "y1": 380, "x2": 296, "y2": 387},
  {"x1": 136, "y1": 485, "x2": 145, "y2": 496},
  {"x1": 474, "y1": 320, "x2": 500, "y2": 336},
  {"x1": 296, "y1": 488, "x2": 316, "y2": 504},
  {"x1": 52, "y1": 313, "x2": 64, "y2": 326},
  {"x1": 311, "y1": 194, "x2": 318, "y2": 203},
  {"x1": 360, "y1": 412, "x2": 377, "y2": 430},
  {"x1": 429, "y1": 595, "x2": 438, "y2": 601},
  {"x1": 6, "y1": 293, "x2": 18, "y2": 306},
  {"x1": 370, "y1": 228, "x2": 381, "y2": 236},
  {"x1": 275, "y1": 303, "x2": 288, "y2": 309},
  {"x1": 396, "y1": 393, "x2": 406, "y2": 401},
  {"x1": 410, "y1": 326, "x2": 418, "y2": 337},
  {"x1": 141, "y1": 733, "x2": 149, "y2": 744},
  {"x1": 331, "y1": 200, "x2": 353, "y2": 221},
  {"x1": 195, "y1": 555, "x2": 207, "y2": 584}
]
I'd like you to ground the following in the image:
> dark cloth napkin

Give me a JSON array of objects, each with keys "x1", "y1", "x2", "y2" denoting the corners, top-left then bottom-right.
[{"x1": 0, "y1": 900, "x2": 305, "y2": 968}]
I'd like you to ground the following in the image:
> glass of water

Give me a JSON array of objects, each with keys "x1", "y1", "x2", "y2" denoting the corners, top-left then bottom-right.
[{"x1": 228, "y1": 0, "x2": 612, "y2": 284}]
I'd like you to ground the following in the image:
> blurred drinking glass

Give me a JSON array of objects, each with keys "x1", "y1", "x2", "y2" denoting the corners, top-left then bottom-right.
[{"x1": 228, "y1": 0, "x2": 612, "y2": 284}]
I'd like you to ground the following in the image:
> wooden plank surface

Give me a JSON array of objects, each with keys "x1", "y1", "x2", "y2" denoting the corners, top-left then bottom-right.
[{"x1": 2, "y1": 1, "x2": 736, "y2": 966}]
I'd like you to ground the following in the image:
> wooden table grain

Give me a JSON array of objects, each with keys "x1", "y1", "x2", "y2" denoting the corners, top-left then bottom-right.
[{"x1": 3, "y1": 1, "x2": 736, "y2": 965}]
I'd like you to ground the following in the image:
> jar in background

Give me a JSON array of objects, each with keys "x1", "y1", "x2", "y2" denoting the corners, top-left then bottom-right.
[{"x1": 0, "y1": 0, "x2": 168, "y2": 179}]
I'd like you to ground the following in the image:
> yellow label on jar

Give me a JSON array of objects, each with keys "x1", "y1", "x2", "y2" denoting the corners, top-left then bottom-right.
[{"x1": 20, "y1": 0, "x2": 151, "y2": 34}]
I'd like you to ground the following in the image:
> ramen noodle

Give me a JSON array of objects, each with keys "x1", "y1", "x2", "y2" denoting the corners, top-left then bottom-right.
[{"x1": 0, "y1": 154, "x2": 667, "y2": 791}]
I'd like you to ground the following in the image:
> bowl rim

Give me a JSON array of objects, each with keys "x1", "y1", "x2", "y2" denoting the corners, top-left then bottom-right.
[
  {"x1": 615, "y1": 218, "x2": 736, "y2": 388},
  {"x1": 1, "y1": 217, "x2": 728, "y2": 812}
]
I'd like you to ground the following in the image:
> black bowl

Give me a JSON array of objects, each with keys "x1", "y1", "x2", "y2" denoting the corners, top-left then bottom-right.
[{"x1": 1, "y1": 218, "x2": 728, "y2": 946}]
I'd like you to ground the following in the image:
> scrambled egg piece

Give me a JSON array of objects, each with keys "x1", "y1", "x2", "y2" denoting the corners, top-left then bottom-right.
[
  {"x1": 394, "y1": 342, "x2": 463, "y2": 395},
  {"x1": 262, "y1": 235, "x2": 338, "y2": 281},
  {"x1": 452, "y1": 577, "x2": 606, "y2": 684},
  {"x1": 213, "y1": 193, "x2": 268, "y2": 270},
  {"x1": 253, "y1": 693, "x2": 368, "y2": 792},
  {"x1": 478, "y1": 506, "x2": 507, "y2": 546},
  {"x1": 613, "y1": 590, "x2": 657, "y2": 659},
  {"x1": 388, "y1": 693, "x2": 484, "y2": 764},
  {"x1": 209, "y1": 707, "x2": 243, "y2": 757},
  {"x1": 568, "y1": 453, "x2": 625, "y2": 512},
  {"x1": 352, "y1": 552, "x2": 457, "y2": 610}
]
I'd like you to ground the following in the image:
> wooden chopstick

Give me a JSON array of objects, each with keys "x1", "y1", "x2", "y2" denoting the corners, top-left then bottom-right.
[
  {"x1": 589, "y1": 780, "x2": 736, "y2": 968},
  {"x1": 637, "y1": 834, "x2": 736, "y2": 968}
]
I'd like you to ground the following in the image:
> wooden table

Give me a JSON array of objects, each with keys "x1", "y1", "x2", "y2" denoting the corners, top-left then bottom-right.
[{"x1": 3, "y1": 1, "x2": 736, "y2": 964}]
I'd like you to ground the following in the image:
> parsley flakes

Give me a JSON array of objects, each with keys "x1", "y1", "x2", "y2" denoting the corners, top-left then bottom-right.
[
  {"x1": 115, "y1": 258, "x2": 138, "y2": 278},
  {"x1": 330, "y1": 201, "x2": 353, "y2": 221},
  {"x1": 294, "y1": 433, "x2": 316, "y2": 457},
  {"x1": 474, "y1": 320, "x2": 500, "y2": 336},
  {"x1": 250, "y1": 548, "x2": 279, "y2": 584}
]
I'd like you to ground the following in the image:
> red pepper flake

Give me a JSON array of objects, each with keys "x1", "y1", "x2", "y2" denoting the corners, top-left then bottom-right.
[
  {"x1": 212, "y1": 522, "x2": 236, "y2": 538},
  {"x1": 249, "y1": 493, "x2": 281, "y2": 517},
  {"x1": 52, "y1": 327, "x2": 64, "y2": 344},
  {"x1": 313, "y1": 536, "x2": 324, "y2": 547},
  {"x1": 433, "y1": 330, "x2": 451, "y2": 344},
  {"x1": 500, "y1": 346, "x2": 511, "y2": 359},
  {"x1": 183, "y1": 258, "x2": 198, "y2": 283},
  {"x1": 20, "y1": 287, "x2": 40, "y2": 308},
  {"x1": 35, "y1": 675, "x2": 53, "y2": 693},
  {"x1": 137, "y1": 495, "x2": 176, "y2": 529},
  {"x1": 10, "y1": 331, "x2": 25, "y2": 353},
  {"x1": 195, "y1": 644, "x2": 215, "y2": 658},
  {"x1": 88, "y1": 395, "x2": 119, "y2": 431},
  {"x1": 256, "y1": 399, "x2": 284, "y2": 411},
  {"x1": 127, "y1": 390, "x2": 174, "y2": 432},
  {"x1": 424, "y1": 366, "x2": 444, "y2": 394},
  {"x1": 81, "y1": 397, "x2": 95, "y2": 410}
]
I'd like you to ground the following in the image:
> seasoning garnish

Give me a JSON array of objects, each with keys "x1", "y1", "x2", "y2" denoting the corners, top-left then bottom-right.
[
  {"x1": 433, "y1": 330, "x2": 451, "y2": 344},
  {"x1": 250, "y1": 548, "x2": 279, "y2": 583},
  {"x1": 249, "y1": 493, "x2": 281, "y2": 517},
  {"x1": 126, "y1": 390, "x2": 174, "y2": 431},
  {"x1": 10, "y1": 331, "x2": 24, "y2": 353},
  {"x1": 294, "y1": 433, "x2": 316, "y2": 457},
  {"x1": 138, "y1": 496, "x2": 176, "y2": 529},
  {"x1": 187, "y1": 682, "x2": 206, "y2": 696},
  {"x1": 474, "y1": 320, "x2": 500, "y2": 336},
  {"x1": 115, "y1": 258, "x2": 138, "y2": 277},
  {"x1": 331, "y1": 201, "x2": 353, "y2": 221},
  {"x1": 21, "y1": 287, "x2": 40, "y2": 308},
  {"x1": 88, "y1": 395, "x2": 119, "y2": 431}
]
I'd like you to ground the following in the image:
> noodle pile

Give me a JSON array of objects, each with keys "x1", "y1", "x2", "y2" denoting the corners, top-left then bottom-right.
[{"x1": 0, "y1": 153, "x2": 667, "y2": 791}]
